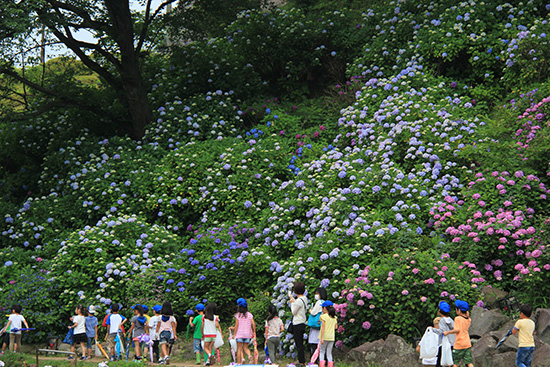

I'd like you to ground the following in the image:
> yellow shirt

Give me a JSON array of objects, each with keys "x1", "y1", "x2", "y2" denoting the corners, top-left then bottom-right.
[
  {"x1": 320, "y1": 313, "x2": 337, "y2": 341},
  {"x1": 514, "y1": 318, "x2": 535, "y2": 347},
  {"x1": 453, "y1": 316, "x2": 472, "y2": 350}
]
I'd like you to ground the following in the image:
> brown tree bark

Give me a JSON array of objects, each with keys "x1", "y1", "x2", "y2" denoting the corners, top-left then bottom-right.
[{"x1": 104, "y1": 0, "x2": 152, "y2": 140}]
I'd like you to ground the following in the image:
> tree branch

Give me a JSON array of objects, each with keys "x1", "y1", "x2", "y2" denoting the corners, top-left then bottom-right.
[
  {"x1": 137, "y1": 0, "x2": 178, "y2": 53},
  {"x1": 44, "y1": 0, "x2": 110, "y2": 32}
]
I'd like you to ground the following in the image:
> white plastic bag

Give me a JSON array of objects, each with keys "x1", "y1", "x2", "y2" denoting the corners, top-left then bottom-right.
[
  {"x1": 214, "y1": 329, "x2": 224, "y2": 349},
  {"x1": 94, "y1": 342, "x2": 102, "y2": 357},
  {"x1": 419, "y1": 327, "x2": 440, "y2": 359},
  {"x1": 440, "y1": 335, "x2": 454, "y2": 366}
]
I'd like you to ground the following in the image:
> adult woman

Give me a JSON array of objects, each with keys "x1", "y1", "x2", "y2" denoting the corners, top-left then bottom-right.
[{"x1": 290, "y1": 281, "x2": 308, "y2": 367}]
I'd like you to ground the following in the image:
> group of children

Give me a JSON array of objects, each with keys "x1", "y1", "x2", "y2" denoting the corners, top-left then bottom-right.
[
  {"x1": 0, "y1": 304, "x2": 30, "y2": 355},
  {"x1": 417, "y1": 300, "x2": 536, "y2": 367},
  {"x1": 63, "y1": 301, "x2": 176, "y2": 365},
  {"x1": 186, "y1": 288, "x2": 338, "y2": 367},
  {"x1": 2, "y1": 295, "x2": 536, "y2": 367}
]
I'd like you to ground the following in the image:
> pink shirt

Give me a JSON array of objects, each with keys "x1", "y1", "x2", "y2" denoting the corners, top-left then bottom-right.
[{"x1": 235, "y1": 312, "x2": 254, "y2": 339}]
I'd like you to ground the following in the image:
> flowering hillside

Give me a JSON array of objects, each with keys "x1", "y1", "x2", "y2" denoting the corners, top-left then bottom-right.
[{"x1": 1, "y1": 0, "x2": 550, "y2": 351}]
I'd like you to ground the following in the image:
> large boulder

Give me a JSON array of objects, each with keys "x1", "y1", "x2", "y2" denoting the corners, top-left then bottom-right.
[
  {"x1": 533, "y1": 337, "x2": 550, "y2": 367},
  {"x1": 480, "y1": 286, "x2": 508, "y2": 309},
  {"x1": 469, "y1": 306, "x2": 510, "y2": 338},
  {"x1": 492, "y1": 351, "x2": 517, "y2": 367},
  {"x1": 472, "y1": 333, "x2": 497, "y2": 366},
  {"x1": 348, "y1": 335, "x2": 421, "y2": 367},
  {"x1": 536, "y1": 308, "x2": 550, "y2": 344},
  {"x1": 347, "y1": 339, "x2": 385, "y2": 366}
]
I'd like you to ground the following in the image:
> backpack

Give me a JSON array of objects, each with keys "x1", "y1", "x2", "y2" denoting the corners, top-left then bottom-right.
[{"x1": 419, "y1": 327, "x2": 440, "y2": 359}]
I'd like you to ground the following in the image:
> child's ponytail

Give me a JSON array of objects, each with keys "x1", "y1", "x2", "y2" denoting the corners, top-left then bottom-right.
[
  {"x1": 267, "y1": 305, "x2": 277, "y2": 322},
  {"x1": 327, "y1": 306, "x2": 336, "y2": 318}
]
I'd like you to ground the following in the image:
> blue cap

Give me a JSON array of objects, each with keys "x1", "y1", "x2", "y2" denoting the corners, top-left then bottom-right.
[
  {"x1": 237, "y1": 298, "x2": 248, "y2": 307},
  {"x1": 321, "y1": 300, "x2": 334, "y2": 308},
  {"x1": 196, "y1": 303, "x2": 205, "y2": 311},
  {"x1": 439, "y1": 301, "x2": 451, "y2": 313},
  {"x1": 153, "y1": 305, "x2": 162, "y2": 313},
  {"x1": 142, "y1": 305, "x2": 148, "y2": 312},
  {"x1": 455, "y1": 300, "x2": 470, "y2": 312}
]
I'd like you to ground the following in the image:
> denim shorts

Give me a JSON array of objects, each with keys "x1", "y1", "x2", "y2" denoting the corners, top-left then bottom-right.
[
  {"x1": 159, "y1": 330, "x2": 171, "y2": 345},
  {"x1": 236, "y1": 338, "x2": 251, "y2": 344},
  {"x1": 87, "y1": 336, "x2": 94, "y2": 349},
  {"x1": 193, "y1": 338, "x2": 203, "y2": 353}
]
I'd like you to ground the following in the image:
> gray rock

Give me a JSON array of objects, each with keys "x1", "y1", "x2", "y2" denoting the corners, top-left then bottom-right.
[
  {"x1": 533, "y1": 338, "x2": 550, "y2": 367},
  {"x1": 470, "y1": 306, "x2": 510, "y2": 338},
  {"x1": 480, "y1": 286, "x2": 508, "y2": 309},
  {"x1": 472, "y1": 333, "x2": 497, "y2": 366},
  {"x1": 492, "y1": 351, "x2": 517, "y2": 367},
  {"x1": 348, "y1": 339, "x2": 385, "y2": 366},
  {"x1": 348, "y1": 335, "x2": 421, "y2": 367},
  {"x1": 535, "y1": 308, "x2": 550, "y2": 344}
]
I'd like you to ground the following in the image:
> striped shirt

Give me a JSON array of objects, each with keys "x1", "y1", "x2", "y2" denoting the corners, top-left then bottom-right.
[{"x1": 235, "y1": 312, "x2": 254, "y2": 339}]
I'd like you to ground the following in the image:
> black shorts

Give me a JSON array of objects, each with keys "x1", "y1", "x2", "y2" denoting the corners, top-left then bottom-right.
[
  {"x1": 3, "y1": 333, "x2": 9, "y2": 345},
  {"x1": 73, "y1": 333, "x2": 88, "y2": 344}
]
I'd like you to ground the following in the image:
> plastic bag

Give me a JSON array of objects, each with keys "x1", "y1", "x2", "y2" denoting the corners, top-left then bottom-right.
[
  {"x1": 62, "y1": 328, "x2": 74, "y2": 345},
  {"x1": 419, "y1": 327, "x2": 439, "y2": 359},
  {"x1": 441, "y1": 335, "x2": 454, "y2": 366},
  {"x1": 214, "y1": 329, "x2": 224, "y2": 349}
]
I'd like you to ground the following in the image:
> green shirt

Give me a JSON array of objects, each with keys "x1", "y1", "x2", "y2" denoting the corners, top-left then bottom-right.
[{"x1": 193, "y1": 315, "x2": 203, "y2": 339}]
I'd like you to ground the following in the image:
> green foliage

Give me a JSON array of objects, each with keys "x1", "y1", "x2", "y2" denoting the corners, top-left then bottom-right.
[{"x1": 334, "y1": 249, "x2": 481, "y2": 345}]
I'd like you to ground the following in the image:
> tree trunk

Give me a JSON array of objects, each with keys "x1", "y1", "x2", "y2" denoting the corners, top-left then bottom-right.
[{"x1": 105, "y1": 0, "x2": 152, "y2": 140}]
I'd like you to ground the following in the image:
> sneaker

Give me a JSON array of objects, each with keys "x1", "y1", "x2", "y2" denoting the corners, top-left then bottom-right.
[
  {"x1": 111, "y1": 356, "x2": 116, "y2": 361},
  {"x1": 0, "y1": 351, "x2": 4, "y2": 355},
  {"x1": 79, "y1": 356, "x2": 86, "y2": 360},
  {"x1": 67, "y1": 356, "x2": 74, "y2": 360}
]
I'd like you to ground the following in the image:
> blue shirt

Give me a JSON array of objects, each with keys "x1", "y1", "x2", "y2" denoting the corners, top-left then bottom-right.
[{"x1": 85, "y1": 316, "x2": 98, "y2": 337}]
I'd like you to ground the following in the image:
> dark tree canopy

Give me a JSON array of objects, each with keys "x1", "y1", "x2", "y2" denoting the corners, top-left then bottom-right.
[{"x1": 0, "y1": 0, "x2": 177, "y2": 140}]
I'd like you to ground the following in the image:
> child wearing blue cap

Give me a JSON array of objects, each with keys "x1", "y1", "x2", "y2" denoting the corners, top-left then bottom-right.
[
  {"x1": 443, "y1": 300, "x2": 473, "y2": 367},
  {"x1": 189, "y1": 303, "x2": 206, "y2": 365},
  {"x1": 437, "y1": 301, "x2": 454, "y2": 367},
  {"x1": 127, "y1": 305, "x2": 148, "y2": 362},
  {"x1": 229, "y1": 298, "x2": 256, "y2": 364},
  {"x1": 319, "y1": 300, "x2": 337, "y2": 367},
  {"x1": 147, "y1": 305, "x2": 162, "y2": 362}
]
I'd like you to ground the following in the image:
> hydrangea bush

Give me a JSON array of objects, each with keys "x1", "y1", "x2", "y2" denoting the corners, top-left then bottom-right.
[{"x1": 1, "y1": 0, "x2": 550, "y2": 348}]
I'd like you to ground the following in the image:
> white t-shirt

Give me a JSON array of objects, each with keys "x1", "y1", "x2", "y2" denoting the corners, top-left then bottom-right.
[
  {"x1": 107, "y1": 314, "x2": 124, "y2": 334},
  {"x1": 8, "y1": 314, "x2": 26, "y2": 334},
  {"x1": 73, "y1": 315, "x2": 86, "y2": 334},
  {"x1": 148, "y1": 315, "x2": 160, "y2": 340}
]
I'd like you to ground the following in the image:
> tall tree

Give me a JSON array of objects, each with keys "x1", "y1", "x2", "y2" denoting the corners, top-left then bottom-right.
[{"x1": 0, "y1": 0, "x2": 176, "y2": 140}]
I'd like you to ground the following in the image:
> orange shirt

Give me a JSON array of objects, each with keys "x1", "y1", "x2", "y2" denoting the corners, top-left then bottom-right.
[{"x1": 453, "y1": 316, "x2": 472, "y2": 350}]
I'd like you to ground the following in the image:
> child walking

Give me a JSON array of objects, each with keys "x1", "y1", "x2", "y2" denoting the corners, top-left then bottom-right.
[
  {"x1": 147, "y1": 304, "x2": 162, "y2": 362},
  {"x1": 85, "y1": 305, "x2": 98, "y2": 359},
  {"x1": 416, "y1": 317, "x2": 442, "y2": 366},
  {"x1": 443, "y1": 300, "x2": 473, "y2": 367},
  {"x1": 69, "y1": 305, "x2": 88, "y2": 360},
  {"x1": 202, "y1": 302, "x2": 223, "y2": 366},
  {"x1": 190, "y1": 303, "x2": 206, "y2": 364},
  {"x1": 229, "y1": 298, "x2": 256, "y2": 364},
  {"x1": 127, "y1": 304, "x2": 148, "y2": 361},
  {"x1": 265, "y1": 305, "x2": 284, "y2": 364},
  {"x1": 156, "y1": 301, "x2": 177, "y2": 365},
  {"x1": 512, "y1": 304, "x2": 535, "y2": 367},
  {"x1": 319, "y1": 301, "x2": 337, "y2": 367},
  {"x1": 437, "y1": 301, "x2": 454, "y2": 367},
  {"x1": 6, "y1": 304, "x2": 29, "y2": 353},
  {"x1": 308, "y1": 288, "x2": 327, "y2": 361},
  {"x1": 105, "y1": 303, "x2": 127, "y2": 361}
]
